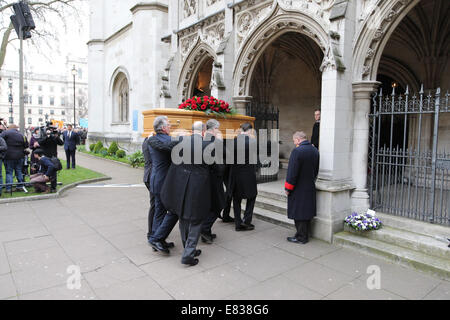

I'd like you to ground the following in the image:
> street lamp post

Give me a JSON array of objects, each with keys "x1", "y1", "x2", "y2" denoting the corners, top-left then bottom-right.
[
  {"x1": 8, "y1": 78, "x2": 13, "y2": 124},
  {"x1": 71, "y1": 65, "x2": 77, "y2": 127}
]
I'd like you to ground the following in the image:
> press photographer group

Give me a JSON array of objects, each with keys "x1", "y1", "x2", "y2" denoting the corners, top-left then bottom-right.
[{"x1": 0, "y1": 120, "x2": 80, "y2": 196}]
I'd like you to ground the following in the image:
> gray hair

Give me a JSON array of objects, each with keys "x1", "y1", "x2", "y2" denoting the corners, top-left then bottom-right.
[
  {"x1": 153, "y1": 116, "x2": 168, "y2": 133},
  {"x1": 293, "y1": 131, "x2": 307, "y2": 140},
  {"x1": 206, "y1": 119, "x2": 220, "y2": 131},
  {"x1": 192, "y1": 121, "x2": 204, "y2": 133}
]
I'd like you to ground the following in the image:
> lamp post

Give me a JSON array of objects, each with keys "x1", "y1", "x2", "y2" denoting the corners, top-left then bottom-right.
[
  {"x1": 71, "y1": 65, "x2": 77, "y2": 127},
  {"x1": 8, "y1": 78, "x2": 13, "y2": 124}
]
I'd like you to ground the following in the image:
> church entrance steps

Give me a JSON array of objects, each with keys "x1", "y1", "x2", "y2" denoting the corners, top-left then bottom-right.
[
  {"x1": 375, "y1": 213, "x2": 450, "y2": 240},
  {"x1": 341, "y1": 225, "x2": 450, "y2": 260},
  {"x1": 333, "y1": 231, "x2": 450, "y2": 280},
  {"x1": 254, "y1": 196, "x2": 287, "y2": 215}
]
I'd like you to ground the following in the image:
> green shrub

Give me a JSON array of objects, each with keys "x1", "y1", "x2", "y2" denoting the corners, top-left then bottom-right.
[
  {"x1": 89, "y1": 143, "x2": 96, "y2": 152},
  {"x1": 128, "y1": 151, "x2": 144, "y2": 168},
  {"x1": 99, "y1": 147, "x2": 108, "y2": 157},
  {"x1": 116, "y1": 150, "x2": 126, "y2": 158},
  {"x1": 94, "y1": 141, "x2": 103, "y2": 154},
  {"x1": 108, "y1": 141, "x2": 119, "y2": 156},
  {"x1": 78, "y1": 145, "x2": 86, "y2": 152}
]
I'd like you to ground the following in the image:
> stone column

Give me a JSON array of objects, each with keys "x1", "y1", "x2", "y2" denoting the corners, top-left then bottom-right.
[
  {"x1": 232, "y1": 96, "x2": 252, "y2": 115},
  {"x1": 351, "y1": 81, "x2": 380, "y2": 213}
]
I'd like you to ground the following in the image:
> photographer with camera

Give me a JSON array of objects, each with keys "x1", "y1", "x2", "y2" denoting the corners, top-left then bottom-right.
[
  {"x1": 30, "y1": 148, "x2": 58, "y2": 194},
  {"x1": 37, "y1": 122, "x2": 63, "y2": 158},
  {"x1": 0, "y1": 124, "x2": 29, "y2": 193}
]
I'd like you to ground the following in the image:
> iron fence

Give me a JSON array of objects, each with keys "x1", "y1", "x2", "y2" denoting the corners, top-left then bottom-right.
[
  {"x1": 246, "y1": 101, "x2": 280, "y2": 184},
  {"x1": 369, "y1": 86, "x2": 449, "y2": 225}
]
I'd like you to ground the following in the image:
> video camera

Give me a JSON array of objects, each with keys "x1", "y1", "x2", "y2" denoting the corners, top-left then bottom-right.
[{"x1": 39, "y1": 121, "x2": 60, "y2": 139}]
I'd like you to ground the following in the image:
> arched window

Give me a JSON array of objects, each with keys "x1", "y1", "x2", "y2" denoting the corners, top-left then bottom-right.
[{"x1": 112, "y1": 72, "x2": 129, "y2": 123}]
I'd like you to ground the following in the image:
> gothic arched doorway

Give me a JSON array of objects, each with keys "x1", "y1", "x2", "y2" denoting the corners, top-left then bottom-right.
[{"x1": 250, "y1": 31, "x2": 324, "y2": 160}]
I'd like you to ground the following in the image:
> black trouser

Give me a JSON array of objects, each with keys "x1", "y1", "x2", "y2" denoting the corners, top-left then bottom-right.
[
  {"x1": 222, "y1": 196, "x2": 232, "y2": 219},
  {"x1": 294, "y1": 220, "x2": 310, "y2": 242},
  {"x1": 201, "y1": 211, "x2": 219, "y2": 235},
  {"x1": 179, "y1": 218, "x2": 203, "y2": 261},
  {"x1": 233, "y1": 196, "x2": 256, "y2": 227},
  {"x1": 145, "y1": 182, "x2": 156, "y2": 240},
  {"x1": 65, "y1": 148, "x2": 76, "y2": 168}
]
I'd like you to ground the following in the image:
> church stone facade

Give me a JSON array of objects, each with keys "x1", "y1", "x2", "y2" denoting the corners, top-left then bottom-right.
[{"x1": 88, "y1": 0, "x2": 449, "y2": 242}]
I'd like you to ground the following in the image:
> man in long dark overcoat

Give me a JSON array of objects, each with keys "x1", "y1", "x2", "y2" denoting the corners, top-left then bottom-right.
[
  {"x1": 200, "y1": 119, "x2": 226, "y2": 244},
  {"x1": 228, "y1": 123, "x2": 258, "y2": 231},
  {"x1": 161, "y1": 121, "x2": 213, "y2": 266},
  {"x1": 284, "y1": 131, "x2": 320, "y2": 244}
]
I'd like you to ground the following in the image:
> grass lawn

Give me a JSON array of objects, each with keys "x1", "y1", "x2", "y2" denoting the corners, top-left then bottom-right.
[{"x1": 0, "y1": 159, "x2": 105, "y2": 199}]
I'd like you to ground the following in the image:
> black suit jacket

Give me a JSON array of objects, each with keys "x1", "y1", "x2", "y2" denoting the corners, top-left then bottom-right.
[{"x1": 142, "y1": 137, "x2": 152, "y2": 184}]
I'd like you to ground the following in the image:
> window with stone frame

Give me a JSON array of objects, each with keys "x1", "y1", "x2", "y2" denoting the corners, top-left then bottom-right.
[{"x1": 112, "y1": 72, "x2": 129, "y2": 123}]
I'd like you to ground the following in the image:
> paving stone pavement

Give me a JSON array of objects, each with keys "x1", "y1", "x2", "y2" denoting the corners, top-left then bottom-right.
[{"x1": 0, "y1": 150, "x2": 448, "y2": 300}]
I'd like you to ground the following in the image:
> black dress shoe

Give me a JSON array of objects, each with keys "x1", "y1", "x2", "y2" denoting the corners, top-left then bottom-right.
[
  {"x1": 194, "y1": 249, "x2": 202, "y2": 257},
  {"x1": 181, "y1": 258, "x2": 199, "y2": 266},
  {"x1": 211, "y1": 234, "x2": 217, "y2": 239},
  {"x1": 201, "y1": 233, "x2": 213, "y2": 244},
  {"x1": 222, "y1": 216, "x2": 235, "y2": 223},
  {"x1": 161, "y1": 240, "x2": 175, "y2": 248},
  {"x1": 235, "y1": 225, "x2": 251, "y2": 231},
  {"x1": 241, "y1": 223, "x2": 255, "y2": 230},
  {"x1": 287, "y1": 237, "x2": 308, "y2": 244},
  {"x1": 149, "y1": 240, "x2": 170, "y2": 254}
]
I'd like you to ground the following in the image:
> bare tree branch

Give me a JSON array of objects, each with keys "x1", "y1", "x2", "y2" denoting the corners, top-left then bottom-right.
[{"x1": 0, "y1": 0, "x2": 86, "y2": 70}]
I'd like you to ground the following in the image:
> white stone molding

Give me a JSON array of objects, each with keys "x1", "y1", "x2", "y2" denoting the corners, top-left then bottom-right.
[
  {"x1": 183, "y1": 0, "x2": 198, "y2": 19},
  {"x1": 233, "y1": 1, "x2": 330, "y2": 97},
  {"x1": 178, "y1": 11, "x2": 225, "y2": 61},
  {"x1": 178, "y1": 41, "x2": 217, "y2": 101},
  {"x1": 353, "y1": 0, "x2": 419, "y2": 82}
]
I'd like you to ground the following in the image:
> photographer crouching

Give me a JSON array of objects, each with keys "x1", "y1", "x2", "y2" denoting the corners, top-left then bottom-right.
[
  {"x1": 36, "y1": 122, "x2": 63, "y2": 158},
  {"x1": 30, "y1": 148, "x2": 58, "y2": 193}
]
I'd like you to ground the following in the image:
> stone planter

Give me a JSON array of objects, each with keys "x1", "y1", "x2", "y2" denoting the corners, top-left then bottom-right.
[{"x1": 142, "y1": 108, "x2": 255, "y2": 139}]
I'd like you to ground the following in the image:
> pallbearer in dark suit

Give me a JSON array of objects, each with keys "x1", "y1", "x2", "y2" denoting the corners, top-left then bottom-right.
[
  {"x1": 229, "y1": 123, "x2": 258, "y2": 231},
  {"x1": 147, "y1": 116, "x2": 178, "y2": 254},
  {"x1": 285, "y1": 131, "x2": 320, "y2": 244},
  {"x1": 63, "y1": 124, "x2": 80, "y2": 169},
  {"x1": 200, "y1": 119, "x2": 226, "y2": 244},
  {"x1": 142, "y1": 136, "x2": 155, "y2": 241},
  {"x1": 161, "y1": 121, "x2": 213, "y2": 266}
]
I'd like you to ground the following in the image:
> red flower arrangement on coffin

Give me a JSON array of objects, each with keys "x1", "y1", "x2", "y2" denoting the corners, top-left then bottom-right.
[{"x1": 178, "y1": 96, "x2": 236, "y2": 118}]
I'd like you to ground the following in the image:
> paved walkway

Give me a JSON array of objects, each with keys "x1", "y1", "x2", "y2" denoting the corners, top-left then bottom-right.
[{"x1": 0, "y1": 151, "x2": 449, "y2": 300}]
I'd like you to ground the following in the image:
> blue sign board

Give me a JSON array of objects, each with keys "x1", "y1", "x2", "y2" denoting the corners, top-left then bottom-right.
[{"x1": 133, "y1": 110, "x2": 139, "y2": 132}]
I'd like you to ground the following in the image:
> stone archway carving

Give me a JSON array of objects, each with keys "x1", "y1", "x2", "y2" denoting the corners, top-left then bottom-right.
[
  {"x1": 352, "y1": 0, "x2": 421, "y2": 82},
  {"x1": 178, "y1": 39, "x2": 217, "y2": 101},
  {"x1": 233, "y1": 2, "x2": 330, "y2": 97}
]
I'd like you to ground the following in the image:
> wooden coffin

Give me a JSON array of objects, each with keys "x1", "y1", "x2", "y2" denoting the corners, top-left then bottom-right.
[{"x1": 142, "y1": 108, "x2": 255, "y2": 139}]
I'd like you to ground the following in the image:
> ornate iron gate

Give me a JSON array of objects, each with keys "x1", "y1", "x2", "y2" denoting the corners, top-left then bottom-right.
[
  {"x1": 246, "y1": 101, "x2": 280, "y2": 183},
  {"x1": 369, "y1": 86, "x2": 449, "y2": 225}
]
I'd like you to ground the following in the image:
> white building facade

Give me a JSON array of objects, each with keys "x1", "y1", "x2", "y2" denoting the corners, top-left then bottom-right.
[
  {"x1": 0, "y1": 57, "x2": 88, "y2": 128},
  {"x1": 88, "y1": 0, "x2": 449, "y2": 241}
]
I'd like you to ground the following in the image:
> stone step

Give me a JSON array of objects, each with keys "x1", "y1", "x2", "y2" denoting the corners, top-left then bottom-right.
[
  {"x1": 376, "y1": 212, "x2": 450, "y2": 240},
  {"x1": 257, "y1": 189, "x2": 287, "y2": 202},
  {"x1": 251, "y1": 206, "x2": 295, "y2": 230},
  {"x1": 254, "y1": 196, "x2": 287, "y2": 215},
  {"x1": 279, "y1": 158, "x2": 289, "y2": 169},
  {"x1": 344, "y1": 225, "x2": 450, "y2": 260},
  {"x1": 333, "y1": 231, "x2": 450, "y2": 280}
]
